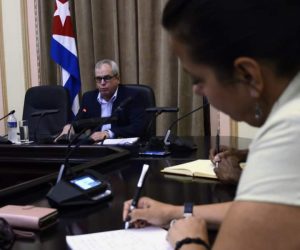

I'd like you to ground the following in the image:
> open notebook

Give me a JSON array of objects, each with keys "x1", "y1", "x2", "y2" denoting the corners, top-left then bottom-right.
[
  {"x1": 66, "y1": 226, "x2": 172, "y2": 250},
  {"x1": 161, "y1": 159, "x2": 217, "y2": 179}
]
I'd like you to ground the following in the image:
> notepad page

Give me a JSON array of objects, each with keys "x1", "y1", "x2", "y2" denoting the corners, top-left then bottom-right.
[
  {"x1": 161, "y1": 159, "x2": 217, "y2": 178},
  {"x1": 66, "y1": 226, "x2": 173, "y2": 250}
]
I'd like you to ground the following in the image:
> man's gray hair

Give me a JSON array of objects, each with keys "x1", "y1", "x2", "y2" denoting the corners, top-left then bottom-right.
[{"x1": 95, "y1": 59, "x2": 119, "y2": 76}]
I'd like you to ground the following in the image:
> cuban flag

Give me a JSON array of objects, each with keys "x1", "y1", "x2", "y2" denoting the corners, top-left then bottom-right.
[{"x1": 50, "y1": 0, "x2": 81, "y2": 118}]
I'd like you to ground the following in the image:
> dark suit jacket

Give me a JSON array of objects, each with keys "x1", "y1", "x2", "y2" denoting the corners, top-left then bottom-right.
[{"x1": 77, "y1": 85, "x2": 147, "y2": 138}]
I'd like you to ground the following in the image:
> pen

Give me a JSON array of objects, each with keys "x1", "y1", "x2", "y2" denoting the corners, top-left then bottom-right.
[
  {"x1": 216, "y1": 128, "x2": 220, "y2": 168},
  {"x1": 124, "y1": 164, "x2": 149, "y2": 229}
]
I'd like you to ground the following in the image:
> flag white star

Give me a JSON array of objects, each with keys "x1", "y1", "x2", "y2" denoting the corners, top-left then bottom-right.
[{"x1": 54, "y1": 0, "x2": 70, "y2": 26}]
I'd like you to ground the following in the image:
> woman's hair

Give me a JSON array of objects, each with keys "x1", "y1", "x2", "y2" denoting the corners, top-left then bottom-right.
[
  {"x1": 162, "y1": 0, "x2": 300, "y2": 79},
  {"x1": 95, "y1": 59, "x2": 119, "y2": 76}
]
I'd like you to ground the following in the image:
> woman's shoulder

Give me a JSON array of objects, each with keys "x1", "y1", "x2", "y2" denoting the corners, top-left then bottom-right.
[{"x1": 254, "y1": 96, "x2": 300, "y2": 142}]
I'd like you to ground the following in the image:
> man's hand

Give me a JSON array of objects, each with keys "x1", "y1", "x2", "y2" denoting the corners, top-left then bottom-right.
[
  {"x1": 90, "y1": 131, "x2": 109, "y2": 142},
  {"x1": 54, "y1": 124, "x2": 73, "y2": 142}
]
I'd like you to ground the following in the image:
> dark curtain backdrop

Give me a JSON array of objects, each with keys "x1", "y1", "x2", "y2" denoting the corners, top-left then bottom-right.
[{"x1": 37, "y1": 0, "x2": 206, "y2": 136}]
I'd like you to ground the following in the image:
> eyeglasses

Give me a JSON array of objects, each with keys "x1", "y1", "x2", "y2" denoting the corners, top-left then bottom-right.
[
  {"x1": 0, "y1": 218, "x2": 15, "y2": 250},
  {"x1": 94, "y1": 75, "x2": 116, "y2": 83}
]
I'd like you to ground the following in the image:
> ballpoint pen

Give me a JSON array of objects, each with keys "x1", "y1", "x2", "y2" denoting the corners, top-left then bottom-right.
[{"x1": 124, "y1": 164, "x2": 149, "y2": 229}]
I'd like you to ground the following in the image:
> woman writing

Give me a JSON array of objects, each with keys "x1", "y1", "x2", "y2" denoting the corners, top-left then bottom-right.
[{"x1": 124, "y1": 0, "x2": 300, "y2": 249}]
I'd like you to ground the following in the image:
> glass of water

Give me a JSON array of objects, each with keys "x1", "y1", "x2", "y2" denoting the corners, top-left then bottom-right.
[{"x1": 19, "y1": 120, "x2": 29, "y2": 143}]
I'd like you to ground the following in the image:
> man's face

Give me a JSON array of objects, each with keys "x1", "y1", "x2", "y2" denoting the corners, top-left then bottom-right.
[{"x1": 95, "y1": 63, "x2": 120, "y2": 101}]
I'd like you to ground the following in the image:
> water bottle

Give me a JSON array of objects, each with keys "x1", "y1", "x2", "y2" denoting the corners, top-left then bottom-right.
[{"x1": 7, "y1": 113, "x2": 18, "y2": 143}]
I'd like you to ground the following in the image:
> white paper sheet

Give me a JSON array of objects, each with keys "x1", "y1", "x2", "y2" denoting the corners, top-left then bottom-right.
[
  {"x1": 66, "y1": 226, "x2": 173, "y2": 250},
  {"x1": 98, "y1": 137, "x2": 139, "y2": 145}
]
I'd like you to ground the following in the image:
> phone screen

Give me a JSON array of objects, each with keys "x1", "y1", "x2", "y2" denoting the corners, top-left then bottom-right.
[{"x1": 70, "y1": 175, "x2": 102, "y2": 190}]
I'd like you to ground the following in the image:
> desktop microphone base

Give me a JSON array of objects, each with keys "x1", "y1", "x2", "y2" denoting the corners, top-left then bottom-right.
[
  {"x1": 168, "y1": 136, "x2": 197, "y2": 152},
  {"x1": 139, "y1": 137, "x2": 170, "y2": 156},
  {"x1": 47, "y1": 170, "x2": 112, "y2": 207},
  {"x1": 141, "y1": 136, "x2": 197, "y2": 154}
]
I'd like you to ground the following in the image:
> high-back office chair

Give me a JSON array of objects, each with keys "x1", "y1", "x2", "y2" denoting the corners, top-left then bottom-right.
[
  {"x1": 22, "y1": 85, "x2": 71, "y2": 143},
  {"x1": 122, "y1": 84, "x2": 156, "y2": 139}
]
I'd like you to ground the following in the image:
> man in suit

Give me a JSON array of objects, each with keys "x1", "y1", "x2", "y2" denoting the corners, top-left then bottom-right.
[{"x1": 57, "y1": 59, "x2": 147, "y2": 142}]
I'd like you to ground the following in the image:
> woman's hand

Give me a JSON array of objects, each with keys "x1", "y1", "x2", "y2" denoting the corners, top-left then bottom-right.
[
  {"x1": 213, "y1": 155, "x2": 242, "y2": 184},
  {"x1": 123, "y1": 197, "x2": 181, "y2": 228},
  {"x1": 167, "y1": 217, "x2": 209, "y2": 249},
  {"x1": 209, "y1": 146, "x2": 248, "y2": 163},
  {"x1": 209, "y1": 146, "x2": 248, "y2": 184}
]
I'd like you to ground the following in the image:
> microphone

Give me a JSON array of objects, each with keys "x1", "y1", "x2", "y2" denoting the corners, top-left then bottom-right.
[
  {"x1": 0, "y1": 110, "x2": 15, "y2": 121},
  {"x1": 31, "y1": 109, "x2": 59, "y2": 117},
  {"x1": 142, "y1": 101, "x2": 209, "y2": 153},
  {"x1": 163, "y1": 103, "x2": 209, "y2": 146},
  {"x1": 145, "y1": 107, "x2": 179, "y2": 113}
]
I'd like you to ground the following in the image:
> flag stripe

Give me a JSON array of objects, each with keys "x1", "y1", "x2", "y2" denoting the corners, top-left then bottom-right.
[
  {"x1": 52, "y1": 34, "x2": 77, "y2": 56},
  {"x1": 50, "y1": 38, "x2": 80, "y2": 79},
  {"x1": 64, "y1": 73, "x2": 81, "y2": 102}
]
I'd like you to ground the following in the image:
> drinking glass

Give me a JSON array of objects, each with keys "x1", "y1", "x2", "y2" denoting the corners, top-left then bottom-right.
[{"x1": 19, "y1": 120, "x2": 29, "y2": 143}]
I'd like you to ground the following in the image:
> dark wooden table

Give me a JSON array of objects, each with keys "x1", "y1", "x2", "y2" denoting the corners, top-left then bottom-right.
[{"x1": 0, "y1": 136, "x2": 250, "y2": 250}]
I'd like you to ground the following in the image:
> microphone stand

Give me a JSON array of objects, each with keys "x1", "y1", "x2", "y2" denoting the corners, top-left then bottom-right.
[
  {"x1": 48, "y1": 116, "x2": 114, "y2": 207},
  {"x1": 162, "y1": 102, "x2": 209, "y2": 152},
  {"x1": 142, "y1": 107, "x2": 179, "y2": 150},
  {"x1": 144, "y1": 107, "x2": 179, "y2": 139},
  {"x1": 56, "y1": 116, "x2": 113, "y2": 184},
  {"x1": 57, "y1": 96, "x2": 133, "y2": 183},
  {"x1": 0, "y1": 110, "x2": 15, "y2": 121},
  {"x1": 144, "y1": 110, "x2": 164, "y2": 141},
  {"x1": 163, "y1": 105, "x2": 207, "y2": 145},
  {"x1": 47, "y1": 97, "x2": 133, "y2": 207}
]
